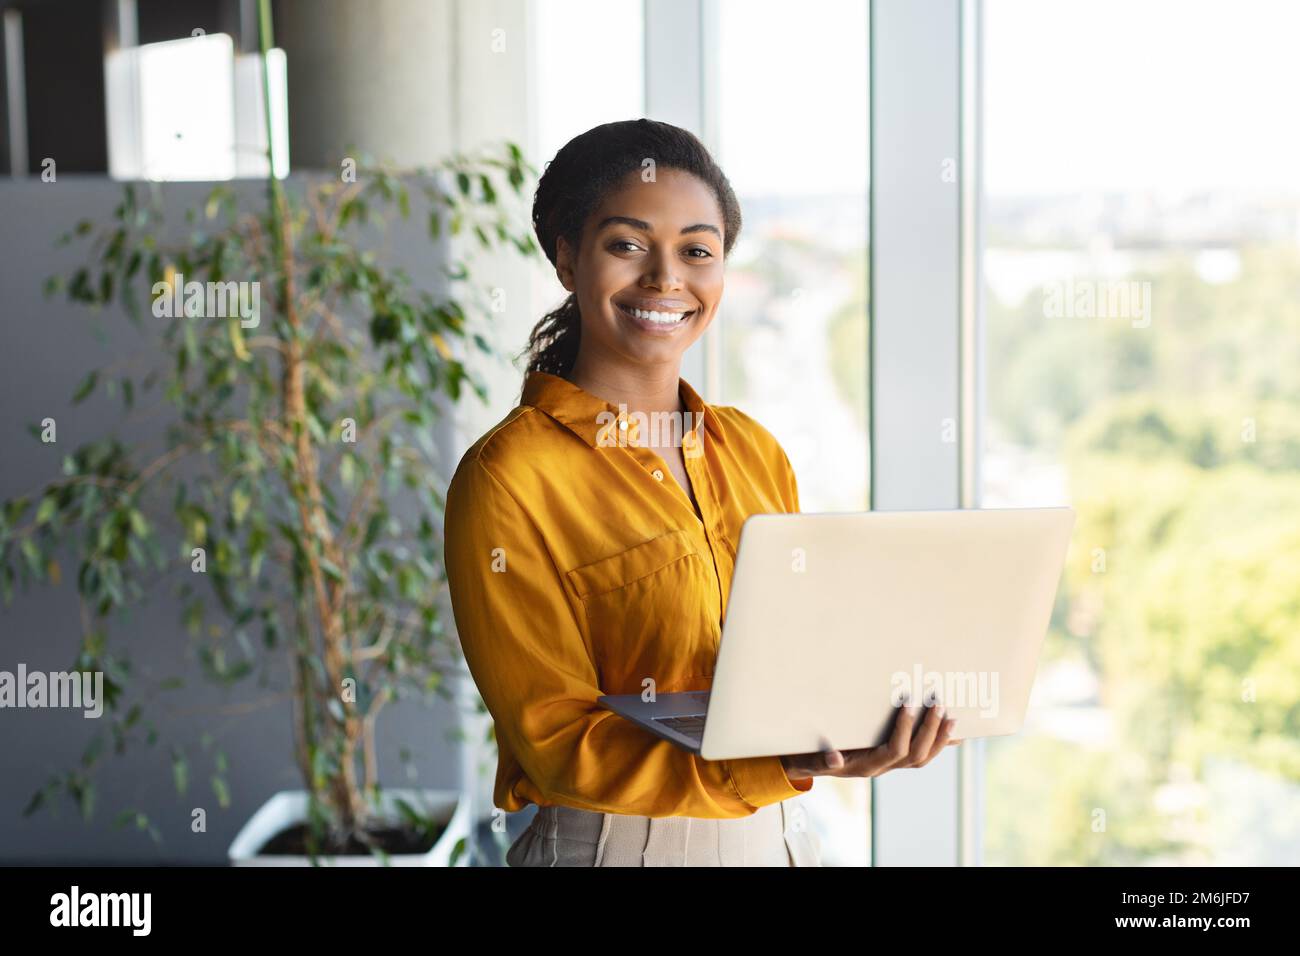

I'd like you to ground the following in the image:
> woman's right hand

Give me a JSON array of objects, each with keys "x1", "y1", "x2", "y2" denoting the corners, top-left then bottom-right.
[{"x1": 779, "y1": 700, "x2": 962, "y2": 780}]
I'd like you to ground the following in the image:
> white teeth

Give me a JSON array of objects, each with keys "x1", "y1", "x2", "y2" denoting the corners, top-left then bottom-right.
[{"x1": 624, "y1": 306, "x2": 689, "y2": 324}]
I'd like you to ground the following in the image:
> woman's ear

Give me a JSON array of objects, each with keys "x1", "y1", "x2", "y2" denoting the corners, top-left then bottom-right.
[{"x1": 555, "y1": 236, "x2": 576, "y2": 293}]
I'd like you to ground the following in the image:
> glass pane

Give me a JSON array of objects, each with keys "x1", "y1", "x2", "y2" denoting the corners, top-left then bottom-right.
[
  {"x1": 982, "y1": 0, "x2": 1300, "y2": 864},
  {"x1": 534, "y1": 0, "x2": 645, "y2": 168},
  {"x1": 717, "y1": 0, "x2": 870, "y2": 865},
  {"x1": 105, "y1": 35, "x2": 294, "y2": 181}
]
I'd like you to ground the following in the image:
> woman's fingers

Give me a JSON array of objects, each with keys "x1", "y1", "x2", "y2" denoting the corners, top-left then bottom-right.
[
  {"x1": 811, "y1": 712, "x2": 967, "y2": 779},
  {"x1": 855, "y1": 697, "x2": 920, "y2": 776},
  {"x1": 822, "y1": 749, "x2": 846, "y2": 771},
  {"x1": 907, "y1": 701, "x2": 946, "y2": 764},
  {"x1": 813, "y1": 736, "x2": 846, "y2": 773},
  {"x1": 866, "y1": 700, "x2": 951, "y2": 774},
  {"x1": 917, "y1": 716, "x2": 956, "y2": 765},
  {"x1": 780, "y1": 739, "x2": 849, "y2": 779}
]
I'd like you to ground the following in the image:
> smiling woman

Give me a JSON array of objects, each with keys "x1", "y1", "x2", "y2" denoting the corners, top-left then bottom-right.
[
  {"x1": 443, "y1": 119, "x2": 956, "y2": 868},
  {"x1": 519, "y1": 119, "x2": 740, "y2": 381}
]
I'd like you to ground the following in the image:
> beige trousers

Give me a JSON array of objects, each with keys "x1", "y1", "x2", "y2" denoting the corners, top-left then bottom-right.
[{"x1": 505, "y1": 798, "x2": 821, "y2": 867}]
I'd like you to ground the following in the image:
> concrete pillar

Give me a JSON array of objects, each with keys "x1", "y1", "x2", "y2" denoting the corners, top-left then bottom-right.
[
  {"x1": 275, "y1": 0, "x2": 456, "y2": 168},
  {"x1": 278, "y1": 0, "x2": 539, "y2": 861}
]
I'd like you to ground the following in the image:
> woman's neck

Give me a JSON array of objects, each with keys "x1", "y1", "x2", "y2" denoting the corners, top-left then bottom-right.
[{"x1": 567, "y1": 359, "x2": 684, "y2": 421}]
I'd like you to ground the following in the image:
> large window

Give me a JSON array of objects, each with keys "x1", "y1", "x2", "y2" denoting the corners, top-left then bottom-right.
[
  {"x1": 533, "y1": 0, "x2": 645, "y2": 172},
  {"x1": 981, "y1": 0, "x2": 1300, "y2": 864},
  {"x1": 716, "y1": 0, "x2": 871, "y2": 865},
  {"x1": 716, "y1": 0, "x2": 870, "y2": 514}
]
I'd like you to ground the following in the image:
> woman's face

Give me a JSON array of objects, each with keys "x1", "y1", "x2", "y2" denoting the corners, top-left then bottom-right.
[{"x1": 555, "y1": 167, "x2": 726, "y2": 374}]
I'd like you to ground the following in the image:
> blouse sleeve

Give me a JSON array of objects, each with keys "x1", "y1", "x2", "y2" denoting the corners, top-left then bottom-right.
[
  {"x1": 725, "y1": 406, "x2": 802, "y2": 515},
  {"x1": 776, "y1": 443, "x2": 801, "y2": 513},
  {"x1": 444, "y1": 454, "x2": 810, "y2": 819}
]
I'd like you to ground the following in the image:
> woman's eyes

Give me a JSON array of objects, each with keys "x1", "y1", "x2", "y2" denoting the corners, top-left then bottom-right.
[{"x1": 610, "y1": 240, "x2": 713, "y2": 259}]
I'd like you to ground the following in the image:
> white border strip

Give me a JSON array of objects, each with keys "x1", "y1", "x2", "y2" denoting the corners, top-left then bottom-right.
[{"x1": 869, "y1": 0, "x2": 963, "y2": 867}]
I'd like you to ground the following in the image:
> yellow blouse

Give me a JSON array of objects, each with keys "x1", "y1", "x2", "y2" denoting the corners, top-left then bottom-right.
[{"x1": 443, "y1": 369, "x2": 813, "y2": 819}]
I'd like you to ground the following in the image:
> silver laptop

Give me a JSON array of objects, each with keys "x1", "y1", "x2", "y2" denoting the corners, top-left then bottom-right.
[{"x1": 597, "y1": 507, "x2": 1075, "y2": 761}]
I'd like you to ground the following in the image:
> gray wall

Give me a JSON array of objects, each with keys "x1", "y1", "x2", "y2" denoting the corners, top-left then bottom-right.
[{"x1": 0, "y1": 175, "x2": 466, "y2": 863}]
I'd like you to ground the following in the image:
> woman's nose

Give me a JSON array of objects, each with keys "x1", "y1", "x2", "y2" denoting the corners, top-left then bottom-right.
[{"x1": 642, "y1": 248, "x2": 682, "y2": 290}]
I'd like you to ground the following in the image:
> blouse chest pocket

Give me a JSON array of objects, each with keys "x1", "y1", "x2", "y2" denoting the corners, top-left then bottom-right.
[{"x1": 566, "y1": 529, "x2": 721, "y2": 696}]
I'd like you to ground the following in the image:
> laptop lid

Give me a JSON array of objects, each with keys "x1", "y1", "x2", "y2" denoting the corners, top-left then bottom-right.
[{"x1": 698, "y1": 508, "x2": 1075, "y2": 760}]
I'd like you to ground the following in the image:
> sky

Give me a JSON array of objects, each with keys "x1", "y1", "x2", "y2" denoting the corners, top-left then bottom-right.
[
  {"x1": 984, "y1": 0, "x2": 1300, "y2": 196},
  {"x1": 535, "y1": 0, "x2": 1300, "y2": 200}
]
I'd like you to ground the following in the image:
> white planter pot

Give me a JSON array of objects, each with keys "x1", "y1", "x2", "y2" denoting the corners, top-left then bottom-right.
[{"x1": 228, "y1": 788, "x2": 472, "y2": 866}]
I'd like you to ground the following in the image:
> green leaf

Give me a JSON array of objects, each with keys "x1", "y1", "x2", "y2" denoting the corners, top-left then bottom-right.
[
  {"x1": 363, "y1": 511, "x2": 384, "y2": 549},
  {"x1": 451, "y1": 836, "x2": 468, "y2": 865},
  {"x1": 21, "y1": 786, "x2": 48, "y2": 817},
  {"x1": 20, "y1": 538, "x2": 42, "y2": 577},
  {"x1": 172, "y1": 750, "x2": 189, "y2": 794},
  {"x1": 35, "y1": 495, "x2": 58, "y2": 526},
  {"x1": 183, "y1": 600, "x2": 203, "y2": 637},
  {"x1": 72, "y1": 370, "x2": 99, "y2": 404},
  {"x1": 230, "y1": 486, "x2": 251, "y2": 525}
]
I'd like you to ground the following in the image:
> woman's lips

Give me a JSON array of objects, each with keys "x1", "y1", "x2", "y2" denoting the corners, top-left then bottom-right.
[{"x1": 614, "y1": 301, "x2": 695, "y2": 334}]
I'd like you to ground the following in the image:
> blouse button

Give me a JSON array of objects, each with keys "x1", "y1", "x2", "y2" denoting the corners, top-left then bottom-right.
[{"x1": 652, "y1": 468, "x2": 664, "y2": 481}]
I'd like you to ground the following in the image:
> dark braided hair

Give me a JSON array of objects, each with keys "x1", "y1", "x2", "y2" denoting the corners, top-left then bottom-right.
[{"x1": 517, "y1": 118, "x2": 742, "y2": 391}]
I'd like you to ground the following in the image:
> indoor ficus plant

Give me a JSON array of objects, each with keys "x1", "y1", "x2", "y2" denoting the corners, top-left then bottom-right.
[{"x1": 0, "y1": 3, "x2": 539, "y2": 864}]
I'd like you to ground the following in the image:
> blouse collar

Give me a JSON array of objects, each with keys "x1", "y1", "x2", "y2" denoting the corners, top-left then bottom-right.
[{"x1": 520, "y1": 370, "x2": 728, "y2": 449}]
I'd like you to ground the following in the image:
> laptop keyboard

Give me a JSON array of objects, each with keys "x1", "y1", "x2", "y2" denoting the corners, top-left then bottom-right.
[
  {"x1": 653, "y1": 714, "x2": 707, "y2": 741},
  {"x1": 650, "y1": 692, "x2": 710, "y2": 742}
]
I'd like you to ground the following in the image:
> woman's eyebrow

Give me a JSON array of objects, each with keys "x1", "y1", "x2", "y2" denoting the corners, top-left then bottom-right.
[{"x1": 596, "y1": 215, "x2": 722, "y2": 240}]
